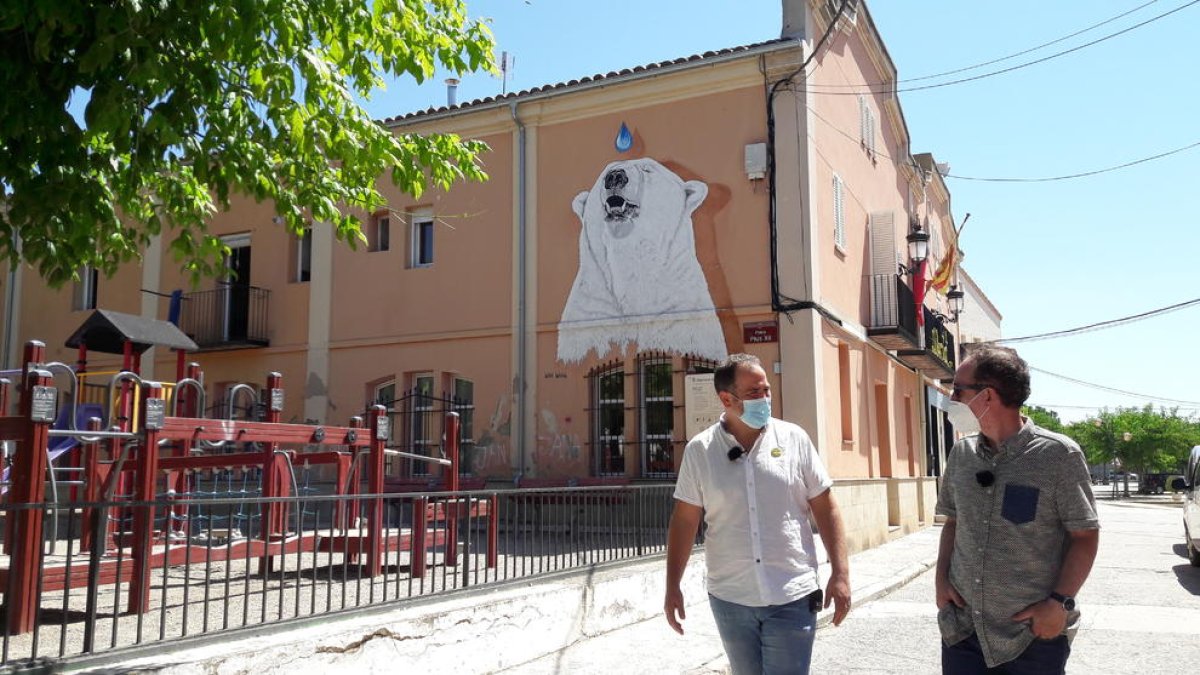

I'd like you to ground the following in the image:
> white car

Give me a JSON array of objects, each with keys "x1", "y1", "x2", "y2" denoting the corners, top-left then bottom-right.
[{"x1": 1177, "y1": 446, "x2": 1200, "y2": 566}]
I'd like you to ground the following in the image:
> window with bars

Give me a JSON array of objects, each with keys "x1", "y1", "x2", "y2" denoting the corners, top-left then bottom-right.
[
  {"x1": 452, "y1": 377, "x2": 474, "y2": 476},
  {"x1": 409, "y1": 374, "x2": 435, "y2": 476},
  {"x1": 590, "y1": 364, "x2": 625, "y2": 476},
  {"x1": 639, "y1": 356, "x2": 676, "y2": 477}
]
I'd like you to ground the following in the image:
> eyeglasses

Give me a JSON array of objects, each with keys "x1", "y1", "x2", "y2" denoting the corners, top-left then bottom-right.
[{"x1": 951, "y1": 383, "x2": 989, "y2": 397}]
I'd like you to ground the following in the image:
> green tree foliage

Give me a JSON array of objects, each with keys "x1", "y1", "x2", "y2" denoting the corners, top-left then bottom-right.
[
  {"x1": 0, "y1": 0, "x2": 494, "y2": 286},
  {"x1": 1064, "y1": 406, "x2": 1200, "y2": 495},
  {"x1": 1022, "y1": 405, "x2": 1063, "y2": 434}
]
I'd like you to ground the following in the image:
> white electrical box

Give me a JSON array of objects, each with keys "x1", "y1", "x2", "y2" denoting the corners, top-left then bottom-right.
[{"x1": 745, "y1": 143, "x2": 767, "y2": 180}]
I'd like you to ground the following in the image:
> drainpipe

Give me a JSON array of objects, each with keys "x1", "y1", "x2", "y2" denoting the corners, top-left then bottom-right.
[
  {"x1": 510, "y1": 101, "x2": 528, "y2": 480},
  {"x1": 2, "y1": 233, "x2": 21, "y2": 370}
]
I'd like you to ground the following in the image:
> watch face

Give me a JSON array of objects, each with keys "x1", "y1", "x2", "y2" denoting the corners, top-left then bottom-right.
[{"x1": 1063, "y1": 597, "x2": 1076, "y2": 611}]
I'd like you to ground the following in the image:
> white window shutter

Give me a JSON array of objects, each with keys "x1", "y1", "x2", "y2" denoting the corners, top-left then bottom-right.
[
  {"x1": 868, "y1": 212, "x2": 896, "y2": 276},
  {"x1": 833, "y1": 175, "x2": 846, "y2": 249}
]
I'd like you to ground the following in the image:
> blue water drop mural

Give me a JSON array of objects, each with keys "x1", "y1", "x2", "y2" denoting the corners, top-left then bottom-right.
[{"x1": 614, "y1": 122, "x2": 633, "y2": 152}]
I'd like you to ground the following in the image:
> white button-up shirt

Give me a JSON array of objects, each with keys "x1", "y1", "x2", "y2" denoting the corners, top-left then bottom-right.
[{"x1": 674, "y1": 416, "x2": 833, "y2": 607}]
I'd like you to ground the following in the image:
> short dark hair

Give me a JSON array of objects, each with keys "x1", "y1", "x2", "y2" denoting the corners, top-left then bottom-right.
[
  {"x1": 713, "y1": 354, "x2": 761, "y2": 395},
  {"x1": 966, "y1": 345, "x2": 1030, "y2": 408}
]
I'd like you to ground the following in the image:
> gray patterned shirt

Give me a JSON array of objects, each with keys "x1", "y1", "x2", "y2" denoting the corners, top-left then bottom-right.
[{"x1": 935, "y1": 419, "x2": 1099, "y2": 668}]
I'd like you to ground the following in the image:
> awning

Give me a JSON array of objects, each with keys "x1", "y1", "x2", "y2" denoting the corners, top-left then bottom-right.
[{"x1": 64, "y1": 309, "x2": 199, "y2": 355}]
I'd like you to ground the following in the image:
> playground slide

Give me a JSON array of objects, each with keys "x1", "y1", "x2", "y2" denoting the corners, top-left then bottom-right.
[{"x1": 1, "y1": 402, "x2": 105, "y2": 494}]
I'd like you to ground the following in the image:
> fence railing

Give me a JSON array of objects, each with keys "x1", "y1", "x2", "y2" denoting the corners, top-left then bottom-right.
[
  {"x1": 178, "y1": 285, "x2": 270, "y2": 350},
  {"x1": 0, "y1": 484, "x2": 677, "y2": 669}
]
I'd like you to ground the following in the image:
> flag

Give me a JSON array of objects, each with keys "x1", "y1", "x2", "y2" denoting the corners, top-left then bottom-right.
[{"x1": 927, "y1": 215, "x2": 968, "y2": 295}]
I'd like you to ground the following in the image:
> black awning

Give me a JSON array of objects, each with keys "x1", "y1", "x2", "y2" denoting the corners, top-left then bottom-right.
[{"x1": 64, "y1": 309, "x2": 199, "y2": 355}]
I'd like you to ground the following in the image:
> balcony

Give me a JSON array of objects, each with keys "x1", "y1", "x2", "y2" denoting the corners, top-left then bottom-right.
[
  {"x1": 867, "y1": 274, "x2": 919, "y2": 350},
  {"x1": 896, "y1": 306, "x2": 957, "y2": 380},
  {"x1": 179, "y1": 284, "x2": 270, "y2": 350}
]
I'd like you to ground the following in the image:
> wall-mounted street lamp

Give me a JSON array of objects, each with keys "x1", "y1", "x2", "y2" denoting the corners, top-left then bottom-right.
[{"x1": 904, "y1": 224, "x2": 930, "y2": 276}]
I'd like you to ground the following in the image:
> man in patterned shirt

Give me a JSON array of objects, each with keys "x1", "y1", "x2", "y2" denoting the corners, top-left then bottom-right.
[{"x1": 936, "y1": 345, "x2": 1099, "y2": 673}]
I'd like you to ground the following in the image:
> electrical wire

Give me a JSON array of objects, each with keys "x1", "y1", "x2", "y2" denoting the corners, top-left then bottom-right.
[
  {"x1": 991, "y1": 297, "x2": 1200, "y2": 344},
  {"x1": 806, "y1": 0, "x2": 1200, "y2": 96},
  {"x1": 946, "y1": 141, "x2": 1200, "y2": 182},
  {"x1": 813, "y1": 0, "x2": 1163, "y2": 88},
  {"x1": 1028, "y1": 366, "x2": 1200, "y2": 406}
]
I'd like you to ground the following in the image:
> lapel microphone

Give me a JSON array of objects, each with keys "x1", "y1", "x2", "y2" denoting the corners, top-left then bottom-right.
[{"x1": 727, "y1": 446, "x2": 745, "y2": 461}]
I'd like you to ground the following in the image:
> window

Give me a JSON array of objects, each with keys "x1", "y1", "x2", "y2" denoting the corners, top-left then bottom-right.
[
  {"x1": 408, "y1": 374, "x2": 435, "y2": 476},
  {"x1": 839, "y1": 343, "x2": 854, "y2": 443},
  {"x1": 72, "y1": 266, "x2": 98, "y2": 310},
  {"x1": 590, "y1": 364, "x2": 625, "y2": 476},
  {"x1": 370, "y1": 213, "x2": 391, "y2": 252},
  {"x1": 410, "y1": 214, "x2": 433, "y2": 267},
  {"x1": 832, "y1": 174, "x2": 846, "y2": 250},
  {"x1": 858, "y1": 94, "x2": 877, "y2": 159},
  {"x1": 453, "y1": 378, "x2": 474, "y2": 476},
  {"x1": 639, "y1": 355, "x2": 675, "y2": 477},
  {"x1": 296, "y1": 227, "x2": 312, "y2": 282}
]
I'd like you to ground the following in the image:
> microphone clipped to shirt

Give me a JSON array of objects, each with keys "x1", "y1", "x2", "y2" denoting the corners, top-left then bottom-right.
[{"x1": 727, "y1": 446, "x2": 745, "y2": 462}]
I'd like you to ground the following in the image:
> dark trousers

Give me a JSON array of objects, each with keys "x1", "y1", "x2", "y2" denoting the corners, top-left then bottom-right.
[{"x1": 941, "y1": 632, "x2": 1070, "y2": 675}]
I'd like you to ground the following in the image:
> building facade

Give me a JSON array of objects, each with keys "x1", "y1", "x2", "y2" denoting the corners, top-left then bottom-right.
[{"x1": 0, "y1": 0, "x2": 998, "y2": 552}]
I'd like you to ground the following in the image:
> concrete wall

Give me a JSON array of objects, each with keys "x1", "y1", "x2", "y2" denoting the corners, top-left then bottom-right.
[
  {"x1": 99, "y1": 553, "x2": 709, "y2": 674},
  {"x1": 831, "y1": 479, "x2": 890, "y2": 554}
]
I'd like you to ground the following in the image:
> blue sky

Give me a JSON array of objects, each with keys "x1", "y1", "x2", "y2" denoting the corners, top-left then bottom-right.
[{"x1": 361, "y1": 0, "x2": 1200, "y2": 424}]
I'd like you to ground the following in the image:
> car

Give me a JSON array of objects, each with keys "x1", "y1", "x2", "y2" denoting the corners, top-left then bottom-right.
[{"x1": 1174, "y1": 446, "x2": 1200, "y2": 567}]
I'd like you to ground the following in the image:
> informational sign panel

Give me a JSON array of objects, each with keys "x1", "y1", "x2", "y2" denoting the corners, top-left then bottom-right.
[
  {"x1": 685, "y1": 374, "x2": 724, "y2": 440},
  {"x1": 743, "y1": 321, "x2": 779, "y2": 344}
]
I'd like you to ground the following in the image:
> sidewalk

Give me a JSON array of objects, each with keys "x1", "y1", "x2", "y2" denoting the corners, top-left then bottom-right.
[{"x1": 505, "y1": 523, "x2": 943, "y2": 674}]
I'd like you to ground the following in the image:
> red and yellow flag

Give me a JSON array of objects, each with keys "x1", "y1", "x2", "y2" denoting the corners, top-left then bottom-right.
[{"x1": 927, "y1": 216, "x2": 968, "y2": 295}]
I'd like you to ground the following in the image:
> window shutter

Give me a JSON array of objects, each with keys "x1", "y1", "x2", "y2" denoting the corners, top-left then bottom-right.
[
  {"x1": 869, "y1": 212, "x2": 896, "y2": 276},
  {"x1": 833, "y1": 175, "x2": 846, "y2": 249}
]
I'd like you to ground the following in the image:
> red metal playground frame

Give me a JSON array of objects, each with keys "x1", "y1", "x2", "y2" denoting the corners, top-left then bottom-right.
[{"x1": 0, "y1": 340, "x2": 498, "y2": 636}]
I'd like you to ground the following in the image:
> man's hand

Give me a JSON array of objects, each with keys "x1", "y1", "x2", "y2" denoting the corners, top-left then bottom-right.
[
  {"x1": 664, "y1": 585, "x2": 687, "y2": 635},
  {"x1": 1012, "y1": 599, "x2": 1067, "y2": 639},
  {"x1": 824, "y1": 572, "x2": 852, "y2": 626},
  {"x1": 935, "y1": 577, "x2": 965, "y2": 610}
]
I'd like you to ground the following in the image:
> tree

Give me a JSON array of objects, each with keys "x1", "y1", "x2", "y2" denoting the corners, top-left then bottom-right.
[
  {"x1": 1022, "y1": 405, "x2": 1063, "y2": 434},
  {"x1": 0, "y1": 0, "x2": 494, "y2": 286},
  {"x1": 1065, "y1": 406, "x2": 1200, "y2": 497}
]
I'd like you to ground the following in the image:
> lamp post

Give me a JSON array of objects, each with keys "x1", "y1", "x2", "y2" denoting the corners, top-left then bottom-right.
[{"x1": 906, "y1": 224, "x2": 930, "y2": 336}]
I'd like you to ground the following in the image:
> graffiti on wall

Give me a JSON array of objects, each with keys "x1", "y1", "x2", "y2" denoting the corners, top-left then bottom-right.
[{"x1": 557, "y1": 157, "x2": 728, "y2": 363}]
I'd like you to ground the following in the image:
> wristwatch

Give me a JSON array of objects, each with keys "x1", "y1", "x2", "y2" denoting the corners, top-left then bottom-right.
[{"x1": 1048, "y1": 592, "x2": 1076, "y2": 611}]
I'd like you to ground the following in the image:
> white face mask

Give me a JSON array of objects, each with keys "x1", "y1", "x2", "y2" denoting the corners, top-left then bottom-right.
[{"x1": 945, "y1": 401, "x2": 980, "y2": 435}]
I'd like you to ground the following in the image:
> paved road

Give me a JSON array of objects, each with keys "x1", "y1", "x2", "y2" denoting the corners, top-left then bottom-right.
[{"x1": 808, "y1": 499, "x2": 1200, "y2": 674}]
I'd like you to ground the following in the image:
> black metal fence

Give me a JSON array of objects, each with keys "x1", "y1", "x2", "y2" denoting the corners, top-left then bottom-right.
[
  {"x1": 0, "y1": 484, "x2": 677, "y2": 670},
  {"x1": 868, "y1": 273, "x2": 918, "y2": 343},
  {"x1": 380, "y1": 390, "x2": 475, "y2": 477},
  {"x1": 179, "y1": 285, "x2": 270, "y2": 350}
]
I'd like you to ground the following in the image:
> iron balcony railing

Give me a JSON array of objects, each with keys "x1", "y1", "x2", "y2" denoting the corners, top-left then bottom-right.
[
  {"x1": 0, "y1": 484, "x2": 681, "y2": 670},
  {"x1": 867, "y1": 274, "x2": 919, "y2": 350},
  {"x1": 179, "y1": 284, "x2": 270, "y2": 350}
]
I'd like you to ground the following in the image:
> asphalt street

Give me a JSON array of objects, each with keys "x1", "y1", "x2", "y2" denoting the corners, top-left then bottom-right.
[{"x1": 809, "y1": 498, "x2": 1200, "y2": 674}]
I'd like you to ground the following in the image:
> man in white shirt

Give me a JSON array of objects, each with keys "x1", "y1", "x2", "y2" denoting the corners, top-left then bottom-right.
[{"x1": 664, "y1": 353, "x2": 850, "y2": 675}]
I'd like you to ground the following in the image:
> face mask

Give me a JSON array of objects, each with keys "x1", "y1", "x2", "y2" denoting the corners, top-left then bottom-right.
[
  {"x1": 945, "y1": 401, "x2": 980, "y2": 435},
  {"x1": 739, "y1": 396, "x2": 772, "y2": 430}
]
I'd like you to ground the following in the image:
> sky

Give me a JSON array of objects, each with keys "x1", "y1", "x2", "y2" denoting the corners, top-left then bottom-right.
[{"x1": 359, "y1": 0, "x2": 1200, "y2": 424}]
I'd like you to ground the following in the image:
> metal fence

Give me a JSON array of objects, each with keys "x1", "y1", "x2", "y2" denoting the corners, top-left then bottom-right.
[
  {"x1": 0, "y1": 484, "x2": 677, "y2": 670},
  {"x1": 178, "y1": 285, "x2": 270, "y2": 349}
]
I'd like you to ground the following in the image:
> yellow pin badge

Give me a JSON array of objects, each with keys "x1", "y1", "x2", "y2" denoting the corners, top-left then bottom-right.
[{"x1": 770, "y1": 448, "x2": 783, "y2": 458}]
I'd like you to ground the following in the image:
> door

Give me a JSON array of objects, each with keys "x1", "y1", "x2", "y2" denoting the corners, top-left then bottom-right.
[{"x1": 223, "y1": 238, "x2": 251, "y2": 342}]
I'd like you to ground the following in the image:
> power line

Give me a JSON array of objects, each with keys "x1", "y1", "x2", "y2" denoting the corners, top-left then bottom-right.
[
  {"x1": 946, "y1": 141, "x2": 1200, "y2": 182},
  {"x1": 1029, "y1": 366, "x2": 1200, "y2": 406},
  {"x1": 820, "y1": 0, "x2": 1164, "y2": 87},
  {"x1": 804, "y1": 0, "x2": 1200, "y2": 96},
  {"x1": 1028, "y1": 402, "x2": 1200, "y2": 413},
  {"x1": 991, "y1": 297, "x2": 1200, "y2": 344}
]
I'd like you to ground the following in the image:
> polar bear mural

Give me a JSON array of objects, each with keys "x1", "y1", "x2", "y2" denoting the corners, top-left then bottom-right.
[{"x1": 557, "y1": 157, "x2": 728, "y2": 363}]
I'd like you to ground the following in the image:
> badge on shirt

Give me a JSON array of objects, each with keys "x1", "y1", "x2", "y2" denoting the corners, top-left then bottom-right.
[{"x1": 770, "y1": 447, "x2": 782, "y2": 458}]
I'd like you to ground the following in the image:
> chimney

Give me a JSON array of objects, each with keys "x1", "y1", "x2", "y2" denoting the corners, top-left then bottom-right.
[
  {"x1": 445, "y1": 78, "x2": 460, "y2": 107},
  {"x1": 781, "y1": 0, "x2": 805, "y2": 39}
]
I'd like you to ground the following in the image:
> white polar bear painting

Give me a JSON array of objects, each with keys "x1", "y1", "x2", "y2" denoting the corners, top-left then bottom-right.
[{"x1": 557, "y1": 157, "x2": 728, "y2": 364}]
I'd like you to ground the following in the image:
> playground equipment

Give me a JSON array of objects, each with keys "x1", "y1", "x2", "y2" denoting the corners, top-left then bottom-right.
[{"x1": 0, "y1": 339, "x2": 498, "y2": 636}]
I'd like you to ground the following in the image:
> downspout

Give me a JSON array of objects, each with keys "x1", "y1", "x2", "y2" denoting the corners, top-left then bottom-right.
[
  {"x1": 510, "y1": 101, "x2": 528, "y2": 480},
  {"x1": 2, "y1": 233, "x2": 21, "y2": 370}
]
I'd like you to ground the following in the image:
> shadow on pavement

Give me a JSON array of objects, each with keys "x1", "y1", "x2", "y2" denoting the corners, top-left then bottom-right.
[{"x1": 1172, "y1": 563, "x2": 1200, "y2": 595}]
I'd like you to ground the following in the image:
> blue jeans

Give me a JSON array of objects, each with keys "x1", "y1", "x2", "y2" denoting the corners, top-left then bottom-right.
[
  {"x1": 941, "y1": 632, "x2": 1070, "y2": 674},
  {"x1": 708, "y1": 593, "x2": 817, "y2": 675}
]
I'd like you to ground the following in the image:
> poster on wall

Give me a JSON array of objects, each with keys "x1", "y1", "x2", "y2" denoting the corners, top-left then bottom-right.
[{"x1": 684, "y1": 373, "x2": 723, "y2": 440}]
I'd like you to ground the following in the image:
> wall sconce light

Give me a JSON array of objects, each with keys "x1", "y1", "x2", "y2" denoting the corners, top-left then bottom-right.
[{"x1": 900, "y1": 223, "x2": 930, "y2": 276}]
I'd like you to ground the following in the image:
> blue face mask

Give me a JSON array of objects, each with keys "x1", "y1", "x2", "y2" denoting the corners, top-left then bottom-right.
[{"x1": 739, "y1": 396, "x2": 772, "y2": 430}]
